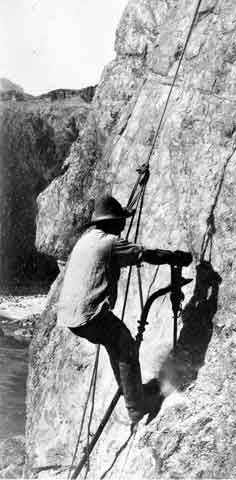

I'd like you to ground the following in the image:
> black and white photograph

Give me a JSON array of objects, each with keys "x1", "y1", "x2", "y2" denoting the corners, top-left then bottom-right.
[{"x1": 0, "y1": 0, "x2": 236, "y2": 479}]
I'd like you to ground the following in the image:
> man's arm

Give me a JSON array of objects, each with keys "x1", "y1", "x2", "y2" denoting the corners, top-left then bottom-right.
[
  {"x1": 113, "y1": 239, "x2": 192, "y2": 268},
  {"x1": 142, "y1": 249, "x2": 192, "y2": 266},
  {"x1": 112, "y1": 239, "x2": 144, "y2": 267}
]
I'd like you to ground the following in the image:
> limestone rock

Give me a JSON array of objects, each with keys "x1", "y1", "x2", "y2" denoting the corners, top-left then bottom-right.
[{"x1": 27, "y1": 0, "x2": 236, "y2": 479}]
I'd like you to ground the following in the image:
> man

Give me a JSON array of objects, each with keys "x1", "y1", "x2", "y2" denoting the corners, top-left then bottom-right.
[{"x1": 57, "y1": 196, "x2": 192, "y2": 428}]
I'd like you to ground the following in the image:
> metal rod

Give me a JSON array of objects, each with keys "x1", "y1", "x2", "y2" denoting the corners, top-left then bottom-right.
[
  {"x1": 137, "y1": 266, "x2": 144, "y2": 312},
  {"x1": 173, "y1": 313, "x2": 178, "y2": 351}
]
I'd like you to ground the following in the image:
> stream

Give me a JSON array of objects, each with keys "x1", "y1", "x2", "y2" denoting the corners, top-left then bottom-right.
[
  {"x1": 0, "y1": 332, "x2": 28, "y2": 440},
  {"x1": 0, "y1": 295, "x2": 46, "y2": 442}
]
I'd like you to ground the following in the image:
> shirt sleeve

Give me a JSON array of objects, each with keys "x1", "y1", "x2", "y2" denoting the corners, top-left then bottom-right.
[{"x1": 112, "y1": 238, "x2": 144, "y2": 268}]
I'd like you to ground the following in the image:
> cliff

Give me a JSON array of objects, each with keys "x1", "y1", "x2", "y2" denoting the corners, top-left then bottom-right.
[
  {"x1": 0, "y1": 86, "x2": 95, "y2": 285},
  {"x1": 26, "y1": 0, "x2": 236, "y2": 479}
]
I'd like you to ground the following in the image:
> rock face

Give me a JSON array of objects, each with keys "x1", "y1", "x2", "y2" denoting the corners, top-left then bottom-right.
[
  {"x1": 26, "y1": 1, "x2": 236, "y2": 479},
  {"x1": 0, "y1": 88, "x2": 94, "y2": 284}
]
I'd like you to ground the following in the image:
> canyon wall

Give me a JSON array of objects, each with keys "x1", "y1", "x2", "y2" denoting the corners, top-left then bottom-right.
[
  {"x1": 0, "y1": 90, "x2": 94, "y2": 285},
  {"x1": 27, "y1": 1, "x2": 236, "y2": 478}
]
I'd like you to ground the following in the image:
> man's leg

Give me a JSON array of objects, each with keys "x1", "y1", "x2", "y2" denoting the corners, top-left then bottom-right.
[
  {"x1": 70, "y1": 311, "x2": 144, "y2": 425},
  {"x1": 70, "y1": 314, "x2": 163, "y2": 424},
  {"x1": 100, "y1": 311, "x2": 144, "y2": 425},
  {"x1": 69, "y1": 316, "x2": 121, "y2": 385},
  {"x1": 103, "y1": 343, "x2": 121, "y2": 387}
]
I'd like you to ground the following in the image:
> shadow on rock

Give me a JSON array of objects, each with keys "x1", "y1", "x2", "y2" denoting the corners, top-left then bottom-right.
[{"x1": 159, "y1": 261, "x2": 222, "y2": 392}]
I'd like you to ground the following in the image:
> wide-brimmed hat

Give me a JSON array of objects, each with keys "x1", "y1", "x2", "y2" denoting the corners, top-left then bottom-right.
[{"x1": 91, "y1": 195, "x2": 133, "y2": 224}]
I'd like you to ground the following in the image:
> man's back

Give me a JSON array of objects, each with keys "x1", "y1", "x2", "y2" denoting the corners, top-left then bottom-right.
[{"x1": 57, "y1": 228, "x2": 118, "y2": 328}]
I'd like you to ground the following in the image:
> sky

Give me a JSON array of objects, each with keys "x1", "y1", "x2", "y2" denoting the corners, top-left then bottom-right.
[{"x1": 0, "y1": 0, "x2": 128, "y2": 95}]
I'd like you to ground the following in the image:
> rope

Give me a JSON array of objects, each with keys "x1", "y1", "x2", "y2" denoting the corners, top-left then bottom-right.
[
  {"x1": 146, "y1": 265, "x2": 160, "y2": 298},
  {"x1": 117, "y1": 430, "x2": 137, "y2": 480},
  {"x1": 83, "y1": 345, "x2": 100, "y2": 480},
  {"x1": 146, "y1": 0, "x2": 203, "y2": 167},
  {"x1": 121, "y1": 179, "x2": 148, "y2": 321},
  {"x1": 134, "y1": 183, "x2": 147, "y2": 313},
  {"x1": 67, "y1": 345, "x2": 100, "y2": 480},
  {"x1": 200, "y1": 145, "x2": 236, "y2": 262},
  {"x1": 70, "y1": 167, "x2": 149, "y2": 480},
  {"x1": 100, "y1": 432, "x2": 133, "y2": 480},
  {"x1": 70, "y1": 2, "x2": 205, "y2": 476},
  {"x1": 143, "y1": 0, "x2": 204, "y2": 296},
  {"x1": 127, "y1": 163, "x2": 149, "y2": 211}
]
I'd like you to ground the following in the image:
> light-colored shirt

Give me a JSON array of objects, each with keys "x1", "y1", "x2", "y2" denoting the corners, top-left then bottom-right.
[{"x1": 57, "y1": 228, "x2": 143, "y2": 328}]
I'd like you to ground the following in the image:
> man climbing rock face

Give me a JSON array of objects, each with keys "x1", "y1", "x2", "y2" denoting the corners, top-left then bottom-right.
[{"x1": 57, "y1": 195, "x2": 192, "y2": 428}]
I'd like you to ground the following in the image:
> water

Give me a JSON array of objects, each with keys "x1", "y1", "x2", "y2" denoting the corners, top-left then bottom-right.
[
  {"x1": 0, "y1": 332, "x2": 28, "y2": 440},
  {"x1": 0, "y1": 294, "x2": 46, "y2": 442}
]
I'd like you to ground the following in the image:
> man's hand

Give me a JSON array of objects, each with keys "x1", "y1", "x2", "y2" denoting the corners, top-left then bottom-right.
[{"x1": 171, "y1": 250, "x2": 193, "y2": 267}]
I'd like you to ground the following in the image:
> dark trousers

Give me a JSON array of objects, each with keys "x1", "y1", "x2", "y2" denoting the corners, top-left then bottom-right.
[{"x1": 69, "y1": 310, "x2": 144, "y2": 423}]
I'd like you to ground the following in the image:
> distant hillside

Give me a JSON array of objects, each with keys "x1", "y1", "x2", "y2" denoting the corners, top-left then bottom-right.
[
  {"x1": 38, "y1": 85, "x2": 96, "y2": 103},
  {"x1": 0, "y1": 77, "x2": 24, "y2": 93},
  {"x1": 0, "y1": 78, "x2": 29, "y2": 102},
  {"x1": 0, "y1": 78, "x2": 96, "y2": 103}
]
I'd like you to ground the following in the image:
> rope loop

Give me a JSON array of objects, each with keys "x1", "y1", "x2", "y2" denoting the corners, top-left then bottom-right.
[{"x1": 136, "y1": 162, "x2": 150, "y2": 186}]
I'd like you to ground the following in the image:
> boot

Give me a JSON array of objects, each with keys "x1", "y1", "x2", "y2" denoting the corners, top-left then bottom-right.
[
  {"x1": 143, "y1": 379, "x2": 163, "y2": 415},
  {"x1": 119, "y1": 360, "x2": 144, "y2": 426}
]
